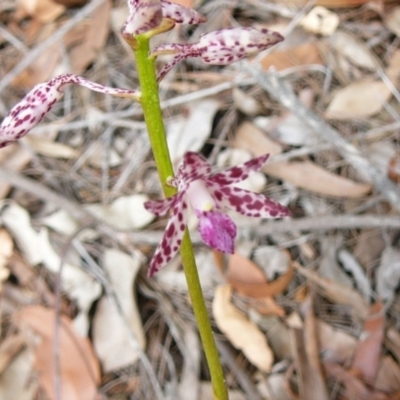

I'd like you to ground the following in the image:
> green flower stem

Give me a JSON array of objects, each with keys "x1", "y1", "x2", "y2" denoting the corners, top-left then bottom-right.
[{"x1": 133, "y1": 35, "x2": 228, "y2": 400}]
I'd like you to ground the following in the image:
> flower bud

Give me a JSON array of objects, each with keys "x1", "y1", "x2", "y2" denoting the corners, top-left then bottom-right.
[{"x1": 199, "y1": 27, "x2": 284, "y2": 64}]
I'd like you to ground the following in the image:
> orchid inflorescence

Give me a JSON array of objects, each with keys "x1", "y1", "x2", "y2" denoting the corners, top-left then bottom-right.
[
  {"x1": 144, "y1": 152, "x2": 290, "y2": 277},
  {"x1": 0, "y1": 0, "x2": 288, "y2": 277},
  {"x1": 0, "y1": 0, "x2": 283, "y2": 148}
]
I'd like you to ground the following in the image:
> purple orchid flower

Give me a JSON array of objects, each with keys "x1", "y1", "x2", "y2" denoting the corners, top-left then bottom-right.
[
  {"x1": 0, "y1": 73, "x2": 139, "y2": 148},
  {"x1": 152, "y1": 27, "x2": 284, "y2": 81},
  {"x1": 144, "y1": 152, "x2": 290, "y2": 277},
  {"x1": 122, "y1": 0, "x2": 206, "y2": 37}
]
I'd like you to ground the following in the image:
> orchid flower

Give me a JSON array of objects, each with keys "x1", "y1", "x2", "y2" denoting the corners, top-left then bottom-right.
[
  {"x1": 152, "y1": 27, "x2": 284, "y2": 81},
  {"x1": 144, "y1": 152, "x2": 290, "y2": 277},
  {"x1": 0, "y1": 74, "x2": 139, "y2": 148},
  {"x1": 122, "y1": 0, "x2": 206, "y2": 37}
]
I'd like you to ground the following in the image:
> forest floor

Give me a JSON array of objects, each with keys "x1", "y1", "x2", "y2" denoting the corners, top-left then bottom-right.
[{"x1": 0, "y1": 0, "x2": 400, "y2": 399}]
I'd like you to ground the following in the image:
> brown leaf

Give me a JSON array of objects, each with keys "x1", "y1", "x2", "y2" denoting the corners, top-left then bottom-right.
[
  {"x1": 351, "y1": 302, "x2": 385, "y2": 386},
  {"x1": 293, "y1": 262, "x2": 369, "y2": 320},
  {"x1": 67, "y1": 0, "x2": 111, "y2": 74},
  {"x1": 16, "y1": 0, "x2": 65, "y2": 23},
  {"x1": 264, "y1": 160, "x2": 372, "y2": 198},
  {"x1": 234, "y1": 121, "x2": 372, "y2": 198},
  {"x1": 212, "y1": 284, "x2": 274, "y2": 372},
  {"x1": 261, "y1": 42, "x2": 323, "y2": 71},
  {"x1": 325, "y1": 80, "x2": 392, "y2": 120},
  {"x1": 16, "y1": 306, "x2": 100, "y2": 400},
  {"x1": 291, "y1": 299, "x2": 329, "y2": 400}
]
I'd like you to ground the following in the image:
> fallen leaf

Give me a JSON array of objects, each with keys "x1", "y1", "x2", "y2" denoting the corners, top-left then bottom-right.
[
  {"x1": 327, "y1": 30, "x2": 379, "y2": 72},
  {"x1": 16, "y1": 305, "x2": 100, "y2": 400},
  {"x1": 351, "y1": 302, "x2": 384, "y2": 385},
  {"x1": 289, "y1": 0, "x2": 398, "y2": 7},
  {"x1": 318, "y1": 320, "x2": 357, "y2": 364},
  {"x1": 376, "y1": 246, "x2": 400, "y2": 302},
  {"x1": 212, "y1": 284, "x2": 274, "y2": 372},
  {"x1": 167, "y1": 99, "x2": 221, "y2": 163},
  {"x1": 0, "y1": 348, "x2": 37, "y2": 400},
  {"x1": 92, "y1": 249, "x2": 145, "y2": 372},
  {"x1": 232, "y1": 87, "x2": 262, "y2": 116},
  {"x1": 234, "y1": 122, "x2": 372, "y2": 198},
  {"x1": 385, "y1": 7, "x2": 400, "y2": 37},
  {"x1": 16, "y1": 0, "x2": 65, "y2": 23},
  {"x1": 0, "y1": 144, "x2": 32, "y2": 199},
  {"x1": 300, "y1": 6, "x2": 339, "y2": 36},
  {"x1": 85, "y1": 195, "x2": 155, "y2": 230},
  {"x1": 0, "y1": 201, "x2": 43, "y2": 266},
  {"x1": 0, "y1": 230, "x2": 12, "y2": 291},
  {"x1": 291, "y1": 299, "x2": 329, "y2": 400},
  {"x1": 261, "y1": 42, "x2": 323, "y2": 71},
  {"x1": 0, "y1": 334, "x2": 26, "y2": 375},
  {"x1": 68, "y1": 0, "x2": 111, "y2": 74},
  {"x1": 375, "y1": 356, "x2": 400, "y2": 393},
  {"x1": 325, "y1": 80, "x2": 392, "y2": 120},
  {"x1": 293, "y1": 262, "x2": 369, "y2": 320},
  {"x1": 23, "y1": 136, "x2": 79, "y2": 159}
]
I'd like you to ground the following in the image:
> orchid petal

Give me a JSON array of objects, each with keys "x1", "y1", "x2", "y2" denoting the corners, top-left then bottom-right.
[
  {"x1": 207, "y1": 153, "x2": 269, "y2": 186},
  {"x1": 157, "y1": 53, "x2": 188, "y2": 82},
  {"x1": 161, "y1": 0, "x2": 206, "y2": 25},
  {"x1": 196, "y1": 209, "x2": 236, "y2": 253},
  {"x1": 144, "y1": 195, "x2": 178, "y2": 216},
  {"x1": 199, "y1": 27, "x2": 284, "y2": 65},
  {"x1": 123, "y1": 0, "x2": 162, "y2": 36},
  {"x1": 0, "y1": 82, "x2": 62, "y2": 148},
  {"x1": 148, "y1": 193, "x2": 188, "y2": 277},
  {"x1": 169, "y1": 152, "x2": 211, "y2": 191},
  {"x1": 0, "y1": 74, "x2": 138, "y2": 148},
  {"x1": 209, "y1": 186, "x2": 290, "y2": 218}
]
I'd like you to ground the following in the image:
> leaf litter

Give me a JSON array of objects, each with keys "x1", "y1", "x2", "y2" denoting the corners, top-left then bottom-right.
[{"x1": 0, "y1": 0, "x2": 400, "y2": 399}]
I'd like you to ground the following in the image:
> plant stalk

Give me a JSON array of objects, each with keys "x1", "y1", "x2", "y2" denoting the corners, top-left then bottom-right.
[{"x1": 133, "y1": 35, "x2": 228, "y2": 400}]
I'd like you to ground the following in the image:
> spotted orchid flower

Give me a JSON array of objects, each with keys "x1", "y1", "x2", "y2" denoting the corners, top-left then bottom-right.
[
  {"x1": 144, "y1": 152, "x2": 290, "y2": 277},
  {"x1": 152, "y1": 27, "x2": 284, "y2": 81},
  {"x1": 122, "y1": 0, "x2": 206, "y2": 37},
  {"x1": 0, "y1": 74, "x2": 139, "y2": 148}
]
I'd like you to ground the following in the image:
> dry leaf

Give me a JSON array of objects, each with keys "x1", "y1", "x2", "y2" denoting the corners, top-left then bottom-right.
[
  {"x1": 385, "y1": 7, "x2": 400, "y2": 37},
  {"x1": 376, "y1": 247, "x2": 400, "y2": 302},
  {"x1": 92, "y1": 249, "x2": 145, "y2": 372},
  {"x1": 68, "y1": 0, "x2": 111, "y2": 74},
  {"x1": 0, "y1": 348, "x2": 37, "y2": 400},
  {"x1": 16, "y1": 0, "x2": 65, "y2": 23},
  {"x1": 292, "y1": 299, "x2": 329, "y2": 400},
  {"x1": 1, "y1": 202, "x2": 43, "y2": 266},
  {"x1": 0, "y1": 144, "x2": 32, "y2": 199},
  {"x1": 0, "y1": 230, "x2": 12, "y2": 291},
  {"x1": 294, "y1": 262, "x2": 369, "y2": 320},
  {"x1": 0, "y1": 334, "x2": 26, "y2": 375},
  {"x1": 265, "y1": 160, "x2": 371, "y2": 198},
  {"x1": 325, "y1": 80, "x2": 392, "y2": 120},
  {"x1": 288, "y1": 0, "x2": 398, "y2": 7},
  {"x1": 375, "y1": 356, "x2": 400, "y2": 393},
  {"x1": 300, "y1": 6, "x2": 339, "y2": 36},
  {"x1": 328, "y1": 31, "x2": 378, "y2": 72},
  {"x1": 232, "y1": 87, "x2": 262, "y2": 116},
  {"x1": 167, "y1": 99, "x2": 220, "y2": 162},
  {"x1": 85, "y1": 195, "x2": 155, "y2": 230},
  {"x1": 318, "y1": 320, "x2": 357, "y2": 364},
  {"x1": 16, "y1": 306, "x2": 100, "y2": 400},
  {"x1": 234, "y1": 122, "x2": 372, "y2": 198},
  {"x1": 261, "y1": 42, "x2": 323, "y2": 71},
  {"x1": 212, "y1": 284, "x2": 274, "y2": 372},
  {"x1": 23, "y1": 136, "x2": 79, "y2": 159}
]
